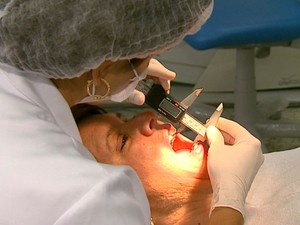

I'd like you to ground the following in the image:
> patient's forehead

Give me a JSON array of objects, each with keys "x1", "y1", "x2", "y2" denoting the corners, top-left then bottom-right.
[{"x1": 79, "y1": 113, "x2": 124, "y2": 130}]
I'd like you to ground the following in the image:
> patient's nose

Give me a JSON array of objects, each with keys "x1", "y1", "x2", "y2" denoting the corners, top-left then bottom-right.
[{"x1": 130, "y1": 112, "x2": 156, "y2": 136}]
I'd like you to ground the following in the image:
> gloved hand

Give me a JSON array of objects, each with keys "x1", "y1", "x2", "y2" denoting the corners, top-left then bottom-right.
[
  {"x1": 109, "y1": 58, "x2": 176, "y2": 105},
  {"x1": 206, "y1": 118, "x2": 264, "y2": 217}
]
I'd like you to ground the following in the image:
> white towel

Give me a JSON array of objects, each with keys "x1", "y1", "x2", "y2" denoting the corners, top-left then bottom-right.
[{"x1": 245, "y1": 147, "x2": 300, "y2": 225}]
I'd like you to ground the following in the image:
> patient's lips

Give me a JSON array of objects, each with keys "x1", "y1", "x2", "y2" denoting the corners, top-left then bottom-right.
[
  {"x1": 166, "y1": 123, "x2": 204, "y2": 155},
  {"x1": 192, "y1": 143, "x2": 205, "y2": 155},
  {"x1": 168, "y1": 128, "x2": 176, "y2": 147},
  {"x1": 164, "y1": 123, "x2": 176, "y2": 136},
  {"x1": 167, "y1": 126, "x2": 205, "y2": 156}
]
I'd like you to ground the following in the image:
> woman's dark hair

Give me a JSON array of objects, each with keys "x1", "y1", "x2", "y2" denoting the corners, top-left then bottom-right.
[{"x1": 71, "y1": 103, "x2": 107, "y2": 125}]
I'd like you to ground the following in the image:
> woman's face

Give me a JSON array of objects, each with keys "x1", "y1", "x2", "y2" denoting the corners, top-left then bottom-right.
[
  {"x1": 96, "y1": 58, "x2": 151, "y2": 95},
  {"x1": 78, "y1": 111, "x2": 207, "y2": 193}
]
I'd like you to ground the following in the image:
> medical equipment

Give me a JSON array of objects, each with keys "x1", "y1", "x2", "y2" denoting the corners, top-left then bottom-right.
[
  {"x1": 136, "y1": 80, "x2": 223, "y2": 140},
  {"x1": 184, "y1": 0, "x2": 300, "y2": 152}
]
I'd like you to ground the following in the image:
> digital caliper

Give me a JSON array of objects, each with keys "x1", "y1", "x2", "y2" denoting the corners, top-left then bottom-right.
[{"x1": 136, "y1": 80, "x2": 223, "y2": 138}]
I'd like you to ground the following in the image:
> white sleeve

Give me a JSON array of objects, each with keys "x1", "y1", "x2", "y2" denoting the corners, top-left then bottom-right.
[{"x1": 54, "y1": 165, "x2": 151, "y2": 225}]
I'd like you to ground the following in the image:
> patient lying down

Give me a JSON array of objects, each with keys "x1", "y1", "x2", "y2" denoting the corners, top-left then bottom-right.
[{"x1": 72, "y1": 103, "x2": 300, "y2": 225}]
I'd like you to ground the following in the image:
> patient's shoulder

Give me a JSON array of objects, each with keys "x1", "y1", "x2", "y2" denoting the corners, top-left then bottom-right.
[{"x1": 263, "y1": 147, "x2": 300, "y2": 172}]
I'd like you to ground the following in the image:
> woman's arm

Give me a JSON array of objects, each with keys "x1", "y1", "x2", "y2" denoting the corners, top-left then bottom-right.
[{"x1": 210, "y1": 207, "x2": 244, "y2": 225}]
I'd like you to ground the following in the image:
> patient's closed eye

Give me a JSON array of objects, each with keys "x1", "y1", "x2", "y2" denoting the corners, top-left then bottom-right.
[{"x1": 120, "y1": 135, "x2": 128, "y2": 151}]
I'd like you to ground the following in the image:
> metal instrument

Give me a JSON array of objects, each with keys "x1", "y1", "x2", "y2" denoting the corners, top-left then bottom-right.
[{"x1": 136, "y1": 80, "x2": 223, "y2": 140}]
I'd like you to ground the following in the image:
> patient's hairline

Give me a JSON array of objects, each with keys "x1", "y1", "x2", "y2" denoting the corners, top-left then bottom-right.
[{"x1": 71, "y1": 103, "x2": 107, "y2": 125}]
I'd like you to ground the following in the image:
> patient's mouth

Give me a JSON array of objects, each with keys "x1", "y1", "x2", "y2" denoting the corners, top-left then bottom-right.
[
  {"x1": 166, "y1": 123, "x2": 203, "y2": 154},
  {"x1": 169, "y1": 133, "x2": 194, "y2": 152},
  {"x1": 167, "y1": 126, "x2": 206, "y2": 156}
]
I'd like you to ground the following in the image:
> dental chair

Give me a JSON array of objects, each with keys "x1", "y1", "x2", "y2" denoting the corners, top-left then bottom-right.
[{"x1": 185, "y1": 0, "x2": 300, "y2": 152}]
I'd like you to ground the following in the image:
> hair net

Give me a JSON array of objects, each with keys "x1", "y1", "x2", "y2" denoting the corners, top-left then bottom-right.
[{"x1": 0, "y1": 0, "x2": 213, "y2": 79}]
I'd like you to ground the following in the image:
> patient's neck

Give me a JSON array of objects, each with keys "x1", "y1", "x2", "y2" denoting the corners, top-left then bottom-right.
[{"x1": 150, "y1": 178, "x2": 212, "y2": 225}]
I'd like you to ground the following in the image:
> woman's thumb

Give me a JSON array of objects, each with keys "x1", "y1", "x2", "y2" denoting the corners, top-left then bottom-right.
[
  {"x1": 127, "y1": 90, "x2": 145, "y2": 105},
  {"x1": 206, "y1": 125, "x2": 224, "y2": 147}
]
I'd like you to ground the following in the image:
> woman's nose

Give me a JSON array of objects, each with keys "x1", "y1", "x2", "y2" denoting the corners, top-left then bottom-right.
[{"x1": 130, "y1": 112, "x2": 156, "y2": 136}]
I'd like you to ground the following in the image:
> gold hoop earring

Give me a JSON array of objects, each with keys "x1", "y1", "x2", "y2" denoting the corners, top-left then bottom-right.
[{"x1": 87, "y1": 78, "x2": 111, "y2": 100}]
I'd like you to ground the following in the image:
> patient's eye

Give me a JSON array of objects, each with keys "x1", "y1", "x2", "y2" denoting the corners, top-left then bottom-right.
[{"x1": 120, "y1": 134, "x2": 128, "y2": 151}]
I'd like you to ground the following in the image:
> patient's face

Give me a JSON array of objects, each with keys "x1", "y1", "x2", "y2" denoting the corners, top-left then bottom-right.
[{"x1": 78, "y1": 111, "x2": 207, "y2": 193}]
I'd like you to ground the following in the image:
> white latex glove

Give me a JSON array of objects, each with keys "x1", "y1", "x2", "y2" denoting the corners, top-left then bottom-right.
[
  {"x1": 206, "y1": 118, "x2": 264, "y2": 217},
  {"x1": 109, "y1": 58, "x2": 176, "y2": 105}
]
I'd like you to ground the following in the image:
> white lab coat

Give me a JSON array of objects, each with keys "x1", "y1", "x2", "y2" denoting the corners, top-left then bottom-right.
[{"x1": 0, "y1": 68, "x2": 150, "y2": 225}]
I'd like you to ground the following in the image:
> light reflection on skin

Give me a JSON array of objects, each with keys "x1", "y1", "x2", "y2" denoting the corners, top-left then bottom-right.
[{"x1": 77, "y1": 111, "x2": 212, "y2": 225}]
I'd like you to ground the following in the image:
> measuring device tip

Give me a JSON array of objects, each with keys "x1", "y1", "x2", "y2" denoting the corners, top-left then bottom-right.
[
  {"x1": 216, "y1": 103, "x2": 223, "y2": 111},
  {"x1": 195, "y1": 89, "x2": 203, "y2": 96}
]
